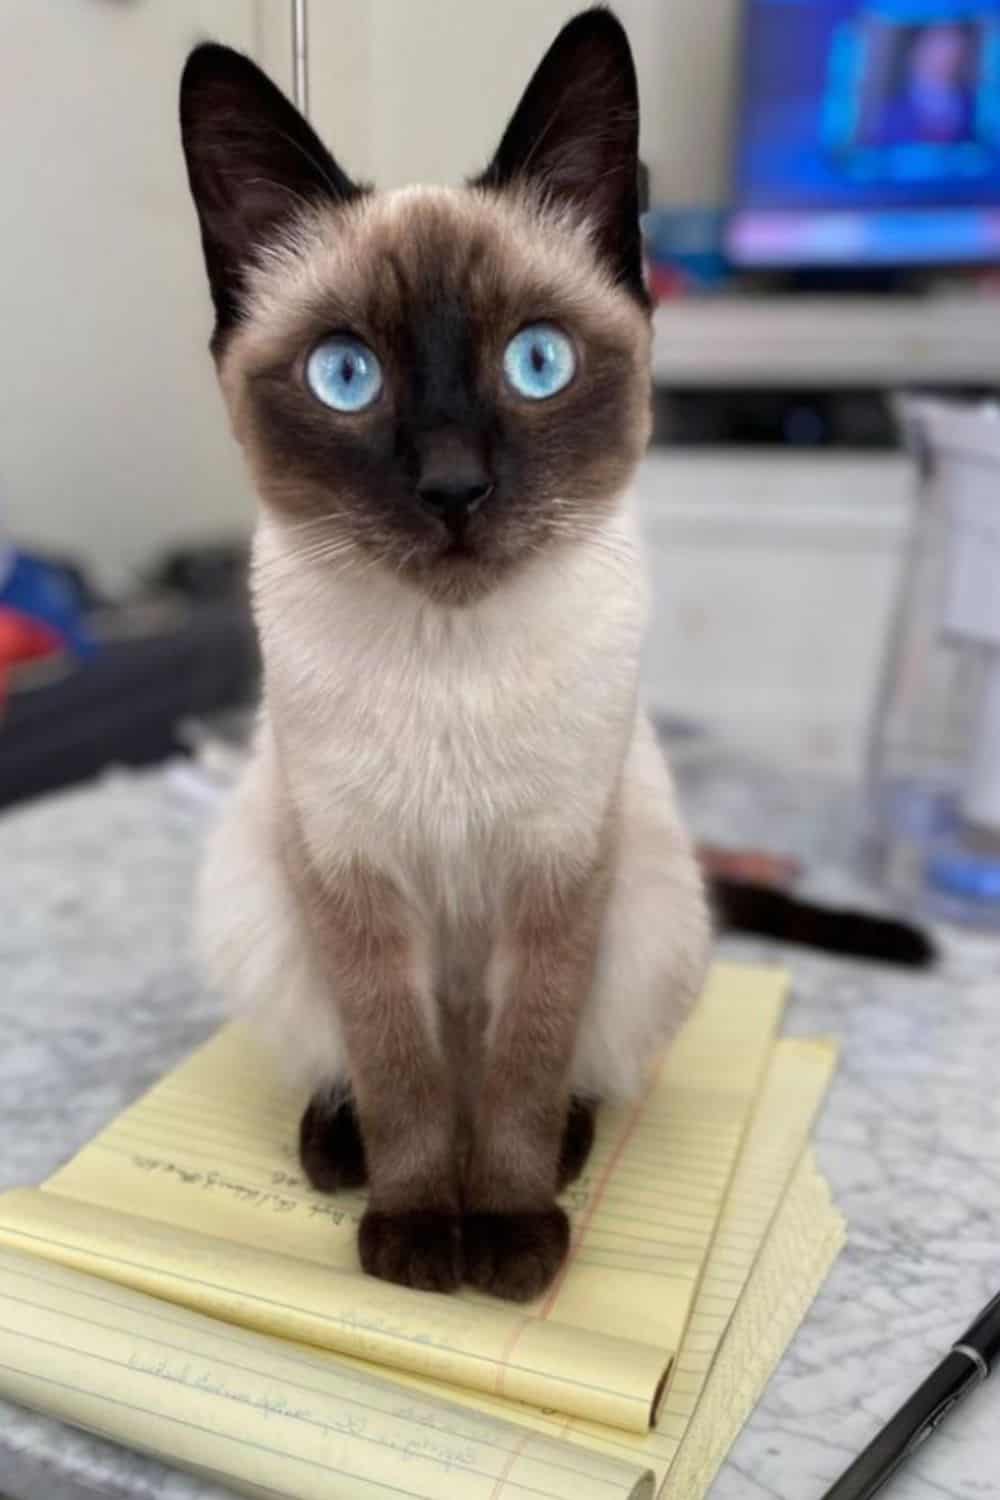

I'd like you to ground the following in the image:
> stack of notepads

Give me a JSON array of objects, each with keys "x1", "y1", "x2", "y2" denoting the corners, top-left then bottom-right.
[{"x1": 0, "y1": 964, "x2": 844, "y2": 1500}]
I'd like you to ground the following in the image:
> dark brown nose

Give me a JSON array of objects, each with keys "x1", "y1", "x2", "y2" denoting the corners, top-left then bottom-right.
[{"x1": 414, "y1": 429, "x2": 494, "y2": 536}]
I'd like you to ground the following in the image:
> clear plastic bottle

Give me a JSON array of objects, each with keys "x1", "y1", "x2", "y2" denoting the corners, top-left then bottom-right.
[{"x1": 869, "y1": 396, "x2": 1000, "y2": 929}]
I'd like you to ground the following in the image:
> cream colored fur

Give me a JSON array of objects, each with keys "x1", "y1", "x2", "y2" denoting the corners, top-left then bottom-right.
[{"x1": 199, "y1": 490, "x2": 710, "y2": 1102}]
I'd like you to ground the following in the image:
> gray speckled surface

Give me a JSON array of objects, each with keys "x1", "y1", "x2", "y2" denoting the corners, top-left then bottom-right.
[
  {"x1": 2, "y1": 753, "x2": 999, "y2": 1500},
  {"x1": 1, "y1": 770, "x2": 221, "y2": 1193},
  {"x1": 0, "y1": 769, "x2": 234, "y2": 1499}
]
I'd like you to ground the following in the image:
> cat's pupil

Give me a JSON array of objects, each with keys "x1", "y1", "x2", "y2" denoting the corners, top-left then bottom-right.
[
  {"x1": 341, "y1": 356, "x2": 356, "y2": 383},
  {"x1": 531, "y1": 344, "x2": 546, "y2": 373}
]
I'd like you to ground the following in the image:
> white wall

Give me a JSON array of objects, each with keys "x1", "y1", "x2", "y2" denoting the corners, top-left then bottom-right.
[
  {"x1": 306, "y1": 0, "x2": 739, "y2": 203},
  {"x1": 0, "y1": 0, "x2": 260, "y2": 594},
  {"x1": 618, "y1": 0, "x2": 739, "y2": 206}
]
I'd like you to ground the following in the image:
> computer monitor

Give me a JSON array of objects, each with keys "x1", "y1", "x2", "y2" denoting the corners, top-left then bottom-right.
[{"x1": 727, "y1": 1, "x2": 1000, "y2": 269}]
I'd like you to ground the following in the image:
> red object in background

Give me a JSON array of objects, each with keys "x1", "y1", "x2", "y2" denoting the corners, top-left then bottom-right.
[
  {"x1": 697, "y1": 845, "x2": 801, "y2": 890},
  {"x1": 0, "y1": 606, "x2": 62, "y2": 711},
  {"x1": 647, "y1": 262, "x2": 690, "y2": 302}
]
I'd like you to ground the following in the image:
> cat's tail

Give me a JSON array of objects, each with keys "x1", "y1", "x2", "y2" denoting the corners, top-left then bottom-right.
[{"x1": 709, "y1": 877, "x2": 936, "y2": 968}]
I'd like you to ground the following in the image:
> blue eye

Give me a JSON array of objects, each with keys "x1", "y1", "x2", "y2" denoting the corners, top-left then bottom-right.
[
  {"x1": 306, "y1": 336, "x2": 383, "y2": 412},
  {"x1": 503, "y1": 323, "x2": 576, "y2": 401}
]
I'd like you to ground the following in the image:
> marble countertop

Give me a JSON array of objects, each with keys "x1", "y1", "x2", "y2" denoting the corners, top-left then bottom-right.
[{"x1": 1, "y1": 750, "x2": 999, "y2": 1500}]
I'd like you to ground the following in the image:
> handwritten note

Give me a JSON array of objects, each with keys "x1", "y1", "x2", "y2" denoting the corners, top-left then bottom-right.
[{"x1": 0, "y1": 1246, "x2": 653, "y2": 1500}]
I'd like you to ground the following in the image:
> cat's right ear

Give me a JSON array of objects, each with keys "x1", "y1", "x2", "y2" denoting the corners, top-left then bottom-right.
[
  {"x1": 179, "y1": 44, "x2": 362, "y2": 342},
  {"x1": 475, "y1": 8, "x2": 646, "y2": 305}
]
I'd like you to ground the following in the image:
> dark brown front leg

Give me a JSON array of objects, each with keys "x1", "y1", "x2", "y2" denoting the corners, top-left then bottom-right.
[
  {"x1": 299, "y1": 1092, "x2": 367, "y2": 1192},
  {"x1": 558, "y1": 1095, "x2": 598, "y2": 1190},
  {"x1": 288, "y1": 839, "x2": 461, "y2": 1292},
  {"x1": 463, "y1": 859, "x2": 608, "y2": 1302}
]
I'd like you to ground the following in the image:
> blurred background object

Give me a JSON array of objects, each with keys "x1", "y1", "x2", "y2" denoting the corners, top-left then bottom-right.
[
  {"x1": 642, "y1": 0, "x2": 1000, "y2": 784},
  {"x1": 644, "y1": 207, "x2": 730, "y2": 297},
  {"x1": 3, "y1": 0, "x2": 1000, "y2": 932},
  {"x1": 870, "y1": 396, "x2": 1000, "y2": 929},
  {"x1": 726, "y1": 2, "x2": 1000, "y2": 280}
]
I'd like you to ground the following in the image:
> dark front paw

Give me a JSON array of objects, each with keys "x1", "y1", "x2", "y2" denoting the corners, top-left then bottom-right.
[
  {"x1": 299, "y1": 1092, "x2": 367, "y2": 1193},
  {"x1": 557, "y1": 1095, "x2": 597, "y2": 1190},
  {"x1": 359, "y1": 1210, "x2": 463, "y2": 1293},
  {"x1": 463, "y1": 1207, "x2": 570, "y2": 1302}
]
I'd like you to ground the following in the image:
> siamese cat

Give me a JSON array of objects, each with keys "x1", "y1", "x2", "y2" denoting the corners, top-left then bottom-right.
[{"x1": 183, "y1": 7, "x2": 710, "y2": 1303}]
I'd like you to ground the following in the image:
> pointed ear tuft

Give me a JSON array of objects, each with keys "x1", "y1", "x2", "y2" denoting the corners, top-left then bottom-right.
[
  {"x1": 474, "y1": 8, "x2": 647, "y2": 306},
  {"x1": 179, "y1": 44, "x2": 364, "y2": 341}
]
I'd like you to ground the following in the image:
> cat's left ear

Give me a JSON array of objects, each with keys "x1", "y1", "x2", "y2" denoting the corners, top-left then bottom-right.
[{"x1": 475, "y1": 7, "x2": 646, "y2": 305}]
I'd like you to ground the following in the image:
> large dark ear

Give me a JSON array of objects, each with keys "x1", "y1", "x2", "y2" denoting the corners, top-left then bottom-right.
[
  {"x1": 179, "y1": 44, "x2": 363, "y2": 342},
  {"x1": 474, "y1": 8, "x2": 646, "y2": 305}
]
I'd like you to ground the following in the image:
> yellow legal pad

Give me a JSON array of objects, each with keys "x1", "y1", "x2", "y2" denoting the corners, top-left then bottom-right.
[{"x1": 0, "y1": 963, "x2": 845, "y2": 1499}]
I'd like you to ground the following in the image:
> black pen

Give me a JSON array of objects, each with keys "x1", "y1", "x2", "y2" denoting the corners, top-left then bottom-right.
[{"x1": 821, "y1": 1288, "x2": 1000, "y2": 1500}]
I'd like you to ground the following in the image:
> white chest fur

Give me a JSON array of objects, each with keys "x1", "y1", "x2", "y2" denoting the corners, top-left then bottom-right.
[{"x1": 253, "y1": 505, "x2": 647, "y2": 908}]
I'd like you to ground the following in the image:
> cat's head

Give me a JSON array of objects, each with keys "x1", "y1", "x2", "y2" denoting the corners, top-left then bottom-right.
[{"x1": 180, "y1": 8, "x2": 651, "y2": 604}]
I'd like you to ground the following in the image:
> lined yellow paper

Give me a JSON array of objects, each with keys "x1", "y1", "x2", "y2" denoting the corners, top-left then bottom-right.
[
  {"x1": 0, "y1": 964, "x2": 847, "y2": 1500},
  {"x1": 354, "y1": 1036, "x2": 840, "y2": 1492},
  {"x1": 563, "y1": 1049, "x2": 844, "y2": 1493},
  {"x1": 371, "y1": 1153, "x2": 844, "y2": 1498},
  {"x1": 652, "y1": 1040, "x2": 840, "y2": 1472},
  {"x1": 0, "y1": 1190, "x2": 667, "y2": 1431},
  {"x1": 0, "y1": 1246, "x2": 654, "y2": 1500},
  {"x1": 665, "y1": 1151, "x2": 846, "y2": 1499},
  {"x1": 0, "y1": 964, "x2": 787, "y2": 1434}
]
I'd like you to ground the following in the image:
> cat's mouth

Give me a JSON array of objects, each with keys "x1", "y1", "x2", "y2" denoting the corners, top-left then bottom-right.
[
  {"x1": 394, "y1": 517, "x2": 511, "y2": 604},
  {"x1": 420, "y1": 488, "x2": 493, "y2": 565},
  {"x1": 424, "y1": 508, "x2": 489, "y2": 565}
]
